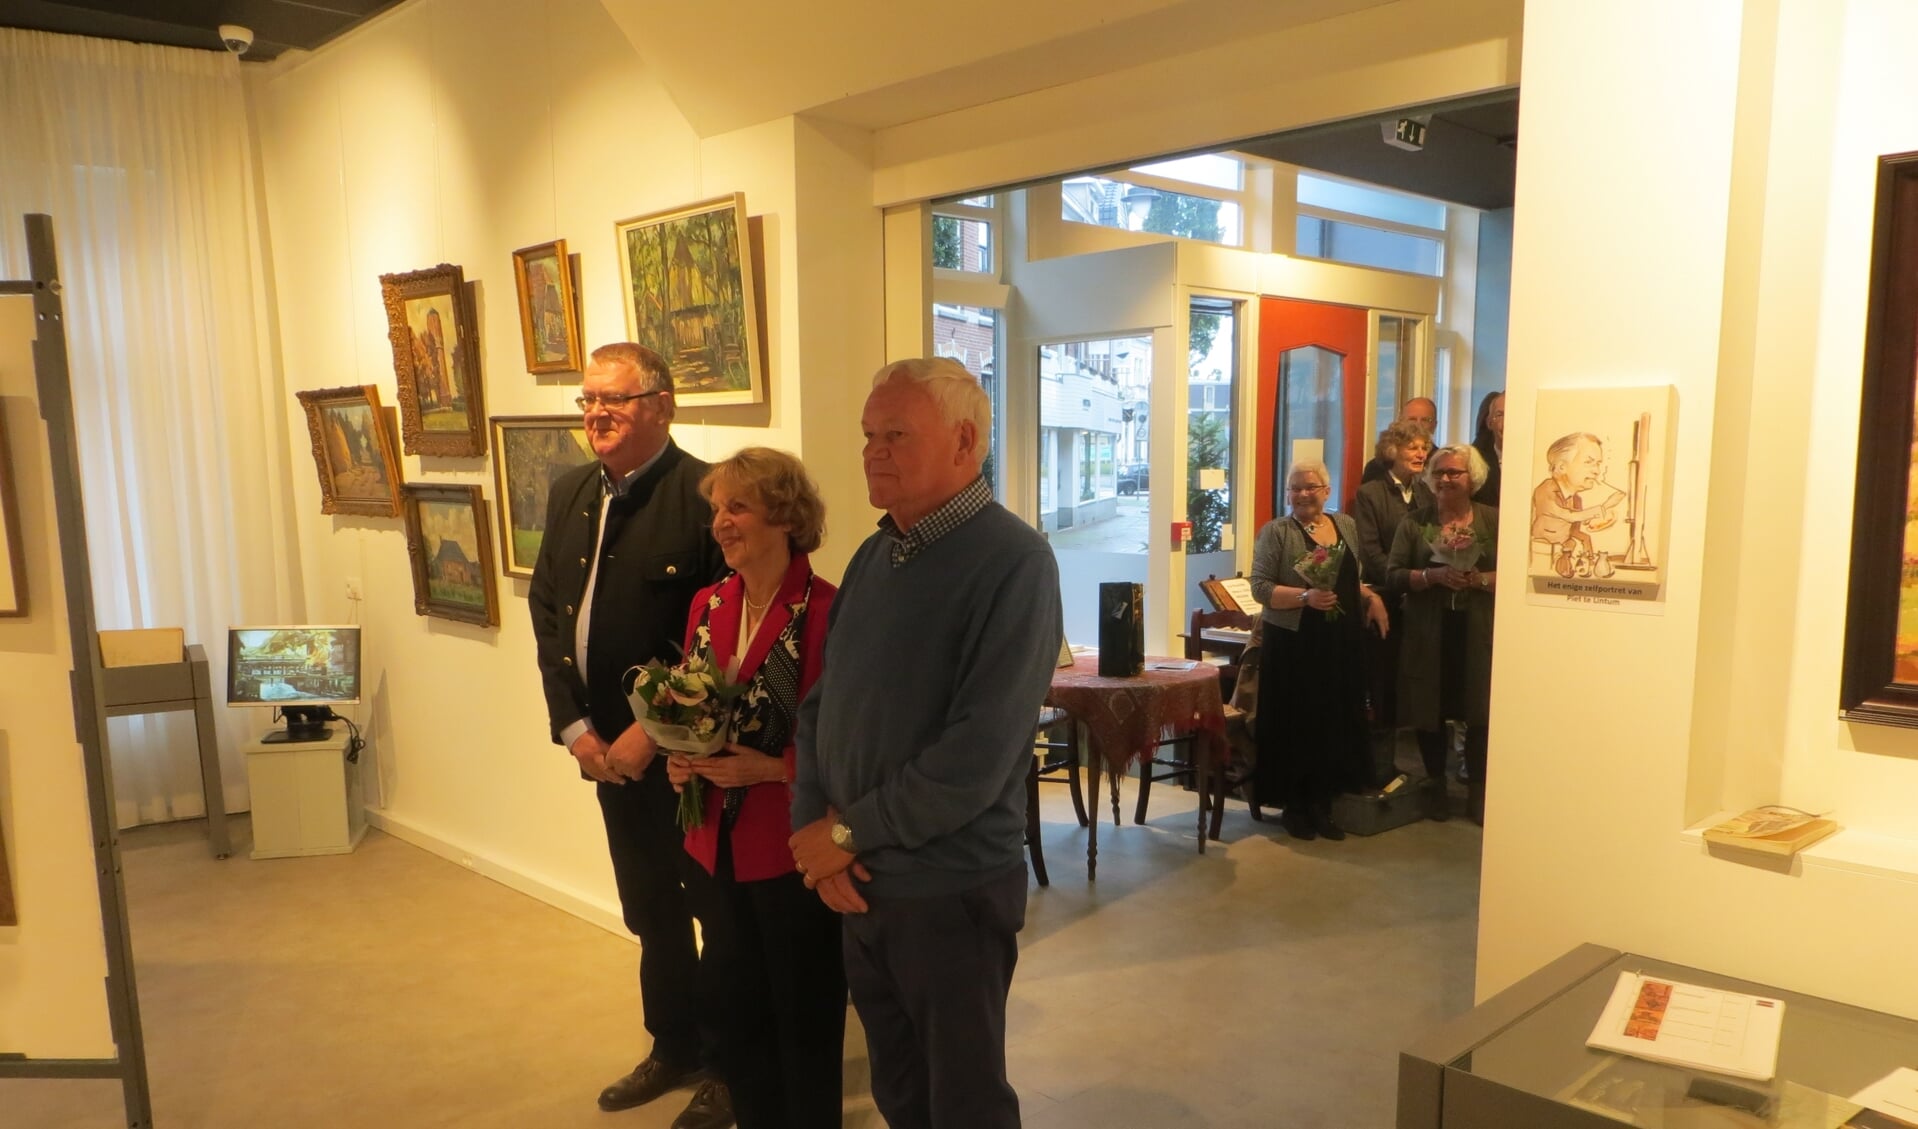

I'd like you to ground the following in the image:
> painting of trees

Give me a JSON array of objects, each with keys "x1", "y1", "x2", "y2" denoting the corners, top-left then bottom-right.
[{"x1": 616, "y1": 194, "x2": 764, "y2": 404}]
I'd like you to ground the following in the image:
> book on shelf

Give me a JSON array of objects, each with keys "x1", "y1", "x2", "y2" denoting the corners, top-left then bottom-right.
[
  {"x1": 1586, "y1": 970, "x2": 1785, "y2": 1083},
  {"x1": 1702, "y1": 806, "x2": 1837, "y2": 856}
]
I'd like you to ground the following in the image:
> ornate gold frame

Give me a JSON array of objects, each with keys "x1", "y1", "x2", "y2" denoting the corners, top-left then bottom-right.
[
  {"x1": 380, "y1": 263, "x2": 487, "y2": 457},
  {"x1": 295, "y1": 384, "x2": 403, "y2": 518}
]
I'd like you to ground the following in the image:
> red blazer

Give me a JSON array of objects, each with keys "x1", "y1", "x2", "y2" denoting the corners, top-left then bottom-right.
[{"x1": 679, "y1": 552, "x2": 835, "y2": 882}]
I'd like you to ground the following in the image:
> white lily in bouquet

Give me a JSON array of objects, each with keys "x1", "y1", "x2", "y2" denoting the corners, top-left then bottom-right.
[{"x1": 624, "y1": 651, "x2": 746, "y2": 830}]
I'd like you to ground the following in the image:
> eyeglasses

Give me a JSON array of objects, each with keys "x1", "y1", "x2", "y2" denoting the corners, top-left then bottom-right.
[
  {"x1": 1288, "y1": 483, "x2": 1329, "y2": 495},
  {"x1": 1433, "y1": 468, "x2": 1471, "y2": 480},
  {"x1": 576, "y1": 390, "x2": 664, "y2": 411}
]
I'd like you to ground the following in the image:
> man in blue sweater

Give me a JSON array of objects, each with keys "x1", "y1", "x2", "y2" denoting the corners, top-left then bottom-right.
[{"x1": 792, "y1": 358, "x2": 1062, "y2": 1128}]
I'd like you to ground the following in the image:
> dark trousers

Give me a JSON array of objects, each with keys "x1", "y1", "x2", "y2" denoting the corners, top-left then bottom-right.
[
  {"x1": 684, "y1": 838, "x2": 847, "y2": 1129},
  {"x1": 1416, "y1": 724, "x2": 1487, "y2": 785},
  {"x1": 842, "y1": 866, "x2": 1027, "y2": 1129},
  {"x1": 597, "y1": 772, "x2": 706, "y2": 1069}
]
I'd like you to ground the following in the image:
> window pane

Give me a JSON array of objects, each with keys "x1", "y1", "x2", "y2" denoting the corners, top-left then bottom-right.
[
  {"x1": 933, "y1": 214, "x2": 992, "y2": 272},
  {"x1": 1132, "y1": 154, "x2": 1243, "y2": 191},
  {"x1": 1041, "y1": 335, "x2": 1152, "y2": 644},
  {"x1": 1298, "y1": 172, "x2": 1446, "y2": 230},
  {"x1": 1060, "y1": 175, "x2": 1241, "y2": 246},
  {"x1": 1299, "y1": 219, "x2": 1442, "y2": 277},
  {"x1": 932, "y1": 304, "x2": 1003, "y2": 500},
  {"x1": 956, "y1": 194, "x2": 994, "y2": 206},
  {"x1": 1279, "y1": 345, "x2": 1345, "y2": 505},
  {"x1": 1187, "y1": 304, "x2": 1235, "y2": 567},
  {"x1": 1376, "y1": 315, "x2": 1408, "y2": 435}
]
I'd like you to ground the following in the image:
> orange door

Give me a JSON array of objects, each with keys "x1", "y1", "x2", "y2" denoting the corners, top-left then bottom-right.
[{"x1": 1255, "y1": 296, "x2": 1370, "y2": 526}]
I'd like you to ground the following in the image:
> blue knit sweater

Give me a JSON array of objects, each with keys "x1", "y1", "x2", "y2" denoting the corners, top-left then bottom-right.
[{"x1": 794, "y1": 502, "x2": 1062, "y2": 898}]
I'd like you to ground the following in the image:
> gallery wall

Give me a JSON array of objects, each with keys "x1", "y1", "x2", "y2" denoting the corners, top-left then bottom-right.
[{"x1": 1478, "y1": 0, "x2": 1918, "y2": 1018}]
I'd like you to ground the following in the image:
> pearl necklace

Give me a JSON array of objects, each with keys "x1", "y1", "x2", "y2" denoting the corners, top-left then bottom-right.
[{"x1": 742, "y1": 590, "x2": 775, "y2": 613}]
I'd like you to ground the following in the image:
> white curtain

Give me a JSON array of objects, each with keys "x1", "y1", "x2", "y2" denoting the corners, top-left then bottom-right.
[{"x1": 0, "y1": 29, "x2": 303, "y2": 827}]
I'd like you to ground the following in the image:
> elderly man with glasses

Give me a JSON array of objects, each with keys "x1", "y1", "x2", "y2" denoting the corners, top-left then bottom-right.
[{"x1": 529, "y1": 342, "x2": 733, "y2": 1128}]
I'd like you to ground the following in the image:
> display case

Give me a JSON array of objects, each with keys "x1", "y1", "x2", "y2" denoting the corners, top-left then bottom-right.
[{"x1": 1400, "y1": 944, "x2": 1918, "y2": 1128}]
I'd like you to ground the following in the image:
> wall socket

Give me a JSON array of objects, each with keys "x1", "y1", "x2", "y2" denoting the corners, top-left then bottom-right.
[{"x1": 344, "y1": 577, "x2": 363, "y2": 602}]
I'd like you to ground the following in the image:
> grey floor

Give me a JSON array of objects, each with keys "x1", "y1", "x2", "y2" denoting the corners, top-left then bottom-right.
[{"x1": 1, "y1": 777, "x2": 1480, "y2": 1128}]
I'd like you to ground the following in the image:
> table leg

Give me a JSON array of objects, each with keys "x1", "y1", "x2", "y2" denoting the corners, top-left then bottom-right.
[
  {"x1": 1080, "y1": 722, "x2": 1098, "y2": 881},
  {"x1": 1110, "y1": 765, "x2": 1122, "y2": 828},
  {"x1": 1195, "y1": 737, "x2": 1209, "y2": 855},
  {"x1": 189, "y1": 655, "x2": 231, "y2": 860}
]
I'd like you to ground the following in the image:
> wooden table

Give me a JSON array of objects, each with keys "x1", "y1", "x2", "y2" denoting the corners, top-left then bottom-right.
[{"x1": 1044, "y1": 655, "x2": 1228, "y2": 879}]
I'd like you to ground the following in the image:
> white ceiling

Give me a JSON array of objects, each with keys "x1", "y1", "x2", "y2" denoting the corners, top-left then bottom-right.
[{"x1": 596, "y1": 0, "x2": 1396, "y2": 137}]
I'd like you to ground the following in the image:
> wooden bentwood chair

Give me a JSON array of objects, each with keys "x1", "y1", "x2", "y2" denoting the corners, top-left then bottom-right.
[{"x1": 1025, "y1": 706, "x2": 1088, "y2": 886}]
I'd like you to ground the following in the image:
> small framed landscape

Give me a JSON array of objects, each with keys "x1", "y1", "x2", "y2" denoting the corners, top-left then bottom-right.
[
  {"x1": 295, "y1": 385, "x2": 404, "y2": 518},
  {"x1": 490, "y1": 414, "x2": 594, "y2": 580},
  {"x1": 512, "y1": 239, "x2": 583, "y2": 375},
  {"x1": 614, "y1": 193, "x2": 764, "y2": 406},
  {"x1": 402, "y1": 483, "x2": 500, "y2": 627},
  {"x1": 380, "y1": 263, "x2": 487, "y2": 457}
]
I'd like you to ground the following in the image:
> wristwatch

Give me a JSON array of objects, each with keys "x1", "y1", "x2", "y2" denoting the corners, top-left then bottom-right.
[
  {"x1": 830, "y1": 820, "x2": 858, "y2": 854},
  {"x1": 1297, "y1": 589, "x2": 1308, "y2": 606}
]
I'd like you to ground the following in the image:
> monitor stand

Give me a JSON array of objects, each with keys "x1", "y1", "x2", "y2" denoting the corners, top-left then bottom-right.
[{"x1": 262, "y1": 705, "x2": 337, "y2": 744}]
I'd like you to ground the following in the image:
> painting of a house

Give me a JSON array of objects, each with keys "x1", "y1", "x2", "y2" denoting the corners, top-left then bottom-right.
[
  {"x1": 615, "y1": 193, "x2": 763, "y2": 405},
  {"x1": 402, "y1": 484, "x2": 499, "y2": 626}
]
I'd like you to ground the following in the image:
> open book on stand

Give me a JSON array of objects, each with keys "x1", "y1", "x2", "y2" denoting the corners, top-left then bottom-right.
[
  {"x1": 1586, "y1": 971, "x2": 1785, "y2": 1082},
  {"x1": 1702, "y1": 806, "x2": 1837, "y2": 856}
]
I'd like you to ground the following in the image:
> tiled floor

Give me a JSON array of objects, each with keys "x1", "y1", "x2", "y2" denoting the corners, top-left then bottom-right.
[{"x1": 1, "y1": 780, "x2": 1479, "y2": 1128}]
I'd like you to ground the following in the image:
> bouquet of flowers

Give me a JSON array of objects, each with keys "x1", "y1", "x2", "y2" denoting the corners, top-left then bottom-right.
[
  {"x1": 1423, "y1": 520, "x2": 1490, "y2": 608},
  {"x1": 1425, "y1": 520, "x2": 1486, "y2": 572},
  {"x1": 623, "y1": 651, "x2": 746, "y2": 830},
  {"x1": 1293, "y1": 542, "x2": 1347, "y2": 620}
]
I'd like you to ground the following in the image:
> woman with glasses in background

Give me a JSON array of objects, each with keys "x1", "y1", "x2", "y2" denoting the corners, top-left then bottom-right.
[
  {"x1": 1248, "y1": 459, "x2": 1391, "y2": 841},
  {"x1": 1387, "y1": 444, "x2": 1499, "y2": 824}
]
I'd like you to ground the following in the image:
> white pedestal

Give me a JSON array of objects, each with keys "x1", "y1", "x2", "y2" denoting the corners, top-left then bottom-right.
[{"x1": 242, "y1": 730, "x2": 366, "y2": 859}]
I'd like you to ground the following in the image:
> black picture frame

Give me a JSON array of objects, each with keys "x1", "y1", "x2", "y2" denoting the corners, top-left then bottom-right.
[{"x1": 1841, "y1": 150, "x2": 1918, "y2": 726}]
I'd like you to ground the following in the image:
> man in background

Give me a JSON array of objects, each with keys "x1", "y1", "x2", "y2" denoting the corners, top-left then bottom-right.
[
  {"x1": 792, "y1": 358, "x2": 1062, "y2": 1129},
  {"x1": 529, "y1": 342, "x2": 731, "y2": 1129}
]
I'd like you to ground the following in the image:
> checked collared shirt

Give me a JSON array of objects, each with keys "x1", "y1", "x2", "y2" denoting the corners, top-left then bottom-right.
[{"x1": 879, "y1": 475, "x2": 992, "y2": 566}]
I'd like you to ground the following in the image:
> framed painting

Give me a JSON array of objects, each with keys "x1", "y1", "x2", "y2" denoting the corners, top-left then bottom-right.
[
  {"x1": 614, "y1": 192, "x2": 764, "y2": 405},
  {"x1": 401, "y1": 483, "x2": 500, "y2": 627},
  {"x1": 380, "y1": 263, "x2": 487, "y2": 456},
  {"x1": 489, "y1": 414, "x2": 593, "y2": 580},
  {"x1": 0, "y1": 401, "x2": 26, "y2": 616},
  {"x1": 1843, "y1": 151, "x2": 1918, "y2": 726},
  {"x1": 295, "y1": 385, "x2": 404, "y2": 518},
  {"x1": 512, "y1": 239, "x2": 582, "y2": 374}
]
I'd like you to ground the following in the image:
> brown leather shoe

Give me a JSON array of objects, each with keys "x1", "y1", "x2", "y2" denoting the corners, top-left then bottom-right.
[
  {"x1": 670, "y1": 1077, "x2": 734, "y2": 1129},
  {"x1": 597, "y1": 1057, "x2": 702, "y2": 1112}
]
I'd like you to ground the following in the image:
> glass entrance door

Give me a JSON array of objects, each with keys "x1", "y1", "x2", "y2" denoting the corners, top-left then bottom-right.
[{"x1": 1039, "y1": 334, "x2": 1151, "y2": 645}]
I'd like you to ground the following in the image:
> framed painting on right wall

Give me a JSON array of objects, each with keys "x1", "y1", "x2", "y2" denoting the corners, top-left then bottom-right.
[{"x1": 1841, "y1": 150, "x2": 1918, "y2": 727}]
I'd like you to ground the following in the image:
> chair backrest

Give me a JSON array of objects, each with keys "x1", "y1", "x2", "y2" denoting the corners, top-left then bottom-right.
[{"x1": 1184, "y1": 607, "x2": 1254, "y2": 660}]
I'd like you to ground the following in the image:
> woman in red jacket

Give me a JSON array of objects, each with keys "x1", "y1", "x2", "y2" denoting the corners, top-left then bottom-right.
[{"x1": 665, "y1": 446, "x2": 842, "y2": 1128}]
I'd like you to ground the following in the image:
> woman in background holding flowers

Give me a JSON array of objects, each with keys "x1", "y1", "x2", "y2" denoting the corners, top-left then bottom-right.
[
  {"x1": 663, "y1": 447, "x2": 844, "y2": 1128},
  {"x1": 1387, "y1": 444, "x2": 1499, "y2": 824},
  {"x1": 1249, "y1": 459, "x2": 1391, "y2": 841}
]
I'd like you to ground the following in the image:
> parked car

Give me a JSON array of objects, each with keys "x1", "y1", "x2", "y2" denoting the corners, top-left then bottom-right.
[{"x1": 1118, "y1": 463, "x2": 1149, "y2": 495}]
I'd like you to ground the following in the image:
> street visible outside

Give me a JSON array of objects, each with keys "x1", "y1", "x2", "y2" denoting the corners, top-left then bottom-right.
[{"x1": 1049, "y1": 495, "x2": 1149, "y2": 554}]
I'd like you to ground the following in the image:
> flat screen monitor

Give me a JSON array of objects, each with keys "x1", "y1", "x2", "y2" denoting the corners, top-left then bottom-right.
[{"x1": 227, "y1": 626, "x2": 360, "y2": 741}]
